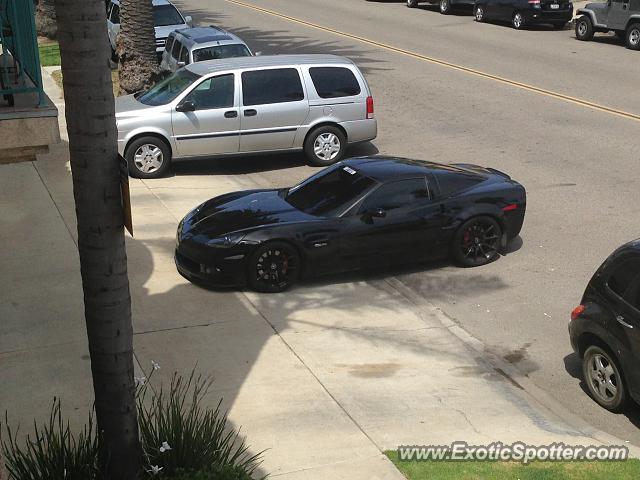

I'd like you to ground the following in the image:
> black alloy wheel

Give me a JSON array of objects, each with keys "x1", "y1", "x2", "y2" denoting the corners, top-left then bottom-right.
[
  {"x1": 248, "y1": 242, "x2": 300, "y2": 293},
  {"x1": 474, "y1": 4, "x2": 485, "y2": 22},
  {"x1": 582, "y1": 345, "x2": 628, "y2": 412},
  {"x1": 440, "y1": 0, "x2": 452, "y2": 14},
  {"x1": 453, "y1": 216, "x2": 502, "y2": 267}
]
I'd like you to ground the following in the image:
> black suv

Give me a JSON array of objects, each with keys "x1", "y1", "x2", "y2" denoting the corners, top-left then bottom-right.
[
  {"x1": 569, "y1": 239, "x2": 640, "y2": 411},
  {"x1": 474, "y1": 0, "x2": 573, "y2": 29}
]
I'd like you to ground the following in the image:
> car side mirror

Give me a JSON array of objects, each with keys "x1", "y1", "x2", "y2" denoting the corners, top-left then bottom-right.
[
  {"x1": 176, "y1": 100, "x2": 196, "y2": 112},
  {"x1": 185, "y1": 15, "x2": 193, "y2": 27}
]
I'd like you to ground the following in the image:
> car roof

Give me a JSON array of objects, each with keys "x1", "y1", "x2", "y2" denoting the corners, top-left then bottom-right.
[
  {"x1": 173, "y1": 26, "x2": 242, "y2": 46},
  {"x1": 185, "y1": 54, "x2": 354, "y2": 76},
  {"x1": 606, "y1": 239, "x2": 640, "y2": 262},
  {"x1": 342, "y1": 156, "x2": 475, "y2": 182}
]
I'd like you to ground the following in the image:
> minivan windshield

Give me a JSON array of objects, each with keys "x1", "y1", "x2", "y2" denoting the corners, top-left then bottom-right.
[
  {"x1": 153, "y1": 4, "x2": 184, "y2": 26},
  {"x1": 285, "y1": 165, "x2": 376, "y2": 217},
  {"x1": 193, "y1": 44, "x2": 252, "y2": 62},
  {"x1": 137, "y1": 69, "x2": 200, "y2": 106}
]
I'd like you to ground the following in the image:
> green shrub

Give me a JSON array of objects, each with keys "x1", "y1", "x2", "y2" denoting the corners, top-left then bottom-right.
[
  {"x1": 165, "y1": 464, "x2": 254, "y2": 480},
  {"x1": 1, "y1": 398, "x2": 100, "y2": 480},
  {"x1": 137, "y1": 371, "x2": 264, "y2": 479}
]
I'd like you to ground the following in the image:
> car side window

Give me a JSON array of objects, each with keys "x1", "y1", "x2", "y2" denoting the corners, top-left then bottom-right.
[
  {"x1": 110, "y1": 4, "x2": 120, "y2": 24},
  {"x1": 359, "y1": 178, "x2": 429, "y2": 213},
  {"x1": 171, "y1": 39, "x2": 182, "y2": 60},
  {"x1": 185, "y1": 74, "x2": 235, "y2": 110},
  {"x1": 433, "y1": 169, "x2": 483, "y2": 197},
  {"x1": 165, "y1": 35, "x2": 174, "y2": 54},
  {"x1": 309, "y1": 67, "x2": 361, "y2": 99},
  {"x1": 607, "y1": 259, "x2": 640, "y2": 301},
  {"x1": 241, "y1": 68, "x2": 304, "y2": 106}
]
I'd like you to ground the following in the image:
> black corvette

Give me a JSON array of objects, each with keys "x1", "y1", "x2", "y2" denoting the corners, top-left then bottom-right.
[{"x1": 175, "y1": 156, "x2": 526, "y2": 292}]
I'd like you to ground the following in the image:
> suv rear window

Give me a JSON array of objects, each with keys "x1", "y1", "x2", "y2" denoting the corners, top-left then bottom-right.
[
  {"x1": 193, "y1": 44, "x2": 251, "y2": 62},
  {"x1": 241, "y1": 68, "x2": 304, "y2": 106},
  {"x1": 309, "y1": 67, "x2": 361, "y2": 98}
]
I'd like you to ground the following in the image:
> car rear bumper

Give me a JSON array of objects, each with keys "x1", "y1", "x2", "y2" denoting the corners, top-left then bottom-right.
[
  {"x1": 523, "y1": 8, "x2": 573, "y2": 23},
  {"x1": 341, "y1": 118, "x2": 377, "y2": 144}
]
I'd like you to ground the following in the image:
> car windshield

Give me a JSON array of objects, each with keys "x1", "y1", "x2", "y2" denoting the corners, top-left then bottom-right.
[
  {"x1": 153, "y1": 4, "x2": 184, "y2": 26},
  {"x1": 137, "y1": 69, "x2": 199, "y2": 106},
  {"x1": 285, "y1": 165, "x2": 376, "y2": 217},
  {"x1": 193, "y1": 44, "x2": 252, "y2": 62}
]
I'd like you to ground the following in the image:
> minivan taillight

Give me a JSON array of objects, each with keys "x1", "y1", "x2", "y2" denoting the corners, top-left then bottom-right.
[
  {"x1": 366, "y1": 96, "x2": 374, "y2": 119},
  {"x1": 571, "y1": 305, "x2": 585, "y2": 321}
]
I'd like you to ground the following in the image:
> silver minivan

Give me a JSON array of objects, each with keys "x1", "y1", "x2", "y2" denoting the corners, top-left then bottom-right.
[{"x1": 115, "y1": 55, "x2": 377, "y2": 178}]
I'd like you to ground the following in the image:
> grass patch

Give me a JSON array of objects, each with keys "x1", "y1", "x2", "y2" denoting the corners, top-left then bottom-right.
[
  {"x1": 386, "y1": 451, "x2": 640, "y2": 480},
  {"x1": 38, "y1": 42, "x2": 61, "y2": 67}
]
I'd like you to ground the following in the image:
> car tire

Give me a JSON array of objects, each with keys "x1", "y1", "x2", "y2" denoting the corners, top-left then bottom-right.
[
  {"x1": 512, "y1": 11, "x2": 525, "y2": 29},
  {"x1": 125, "y1": 136, "x2": 172, "y2": 179},
  {"x1": 407, "y1": 0, "x2": 419, "y2": 7},
  {"x1": 304, "y1": 125, "x2": 347, "y2": 167},
  {"x1": 439, "y1": 0, "x2": 452, "y2": 14},
  {"x1": 625, "y1": 22, "x2": 640, "y2": 50},
  {"x1": 575, "y1": 15, "x2": 594, "y2": 41},
  {"x1": 452, "y1": 216, "x2": 502, "y2": 267},
  {"x1": 474, "y1": 4, "x2": 485, "y2": 22},
  {"x1": 247, "y1": 241, "x2": 301, "y2": 293},
  {"x1": 582, "y1": 345, "x2": 628, "y2": 412}
]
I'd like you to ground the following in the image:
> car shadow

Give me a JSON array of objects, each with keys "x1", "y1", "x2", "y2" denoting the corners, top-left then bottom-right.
[
  {"x1": 563, "y1": 352, "x2": 640, "y2": 428},
  {"x1": 503, "y1": 235, "x2": 523, "y2": 255},
  {"x1": 170, "y1": 142, "x2": 380, "y2": 177}
]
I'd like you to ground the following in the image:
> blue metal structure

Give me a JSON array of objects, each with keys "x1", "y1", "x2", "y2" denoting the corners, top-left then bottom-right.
[{"x1": 0, "y1": 0, "x2": 44, "y2": 107}]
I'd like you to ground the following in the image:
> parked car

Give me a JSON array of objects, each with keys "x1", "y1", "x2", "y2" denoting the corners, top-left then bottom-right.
[
  {"x1": 407, "y1": 0, "x2": 476, "y2": 15},
  {"x1": 569, "y1": 240, "x2": 640, "y2": 411},
  {"x1": 107, "y1": 0, "x2": 193, "y2": 61},
  {"x1": 115, "y1": 54, "x2": 377, "y2": 178},
  {"x1": 160, "y1": 26, "x2": 253, "y2": 74},
  {"x1": 473, "y1": 0, "x2": 573, "y2": 29},
  {"x1": 175, "y1": 156, "x2": 526, "y2": 292},
  {"x1": 575, "y1": 1, "x2": 640, "y2": 50}
]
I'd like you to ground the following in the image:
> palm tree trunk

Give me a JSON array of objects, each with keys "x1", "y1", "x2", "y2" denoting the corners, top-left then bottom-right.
[
  {"x1": 35, "y1": 0, "x2": 58, "y2": 39},
  {"x1": 54, "y1": 0, "x2": 140, "y2": 478},
  {"x1": 117, "y1": 0, "x2": 160, "y2": 94}
]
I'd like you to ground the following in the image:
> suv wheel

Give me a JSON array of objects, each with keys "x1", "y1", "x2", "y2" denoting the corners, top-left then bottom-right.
[
  {"x1": 512, "y1": 11, "x2": 525, "y2": 29},
  {"x1": 407, "y1": 0, "x2": 419, "y2": 7},
  {"x1": 575, "y1": 15, "x2": 594, "y2": 41},
  {"x1": 626, "y1": 23, "x2": 640, "y2": 50},
  {"x1": 440, "y1": 0, "x2": 452, "y2": 14},
  {"x1": 474, "y1": 4, "x2": 485, "y2": 22},
  {"x1": 304, "y1": 126, "x2": 347, "y2": 167},
  {"x1": 125, "y1": 136, "x2": 171, "y2": 179},
  {"x1": 582, "y1": 345, "x2": 628, "y2": 412}
]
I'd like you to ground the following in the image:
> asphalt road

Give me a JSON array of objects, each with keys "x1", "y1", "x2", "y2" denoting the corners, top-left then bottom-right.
[{"x1": 172, "y1": 0, "x2": 640, "y2": 444}]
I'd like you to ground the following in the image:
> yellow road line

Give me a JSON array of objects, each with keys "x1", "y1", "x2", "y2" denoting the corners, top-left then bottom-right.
[{"x1": 225, "y1": 0, "x2": 640, "y2": 122}]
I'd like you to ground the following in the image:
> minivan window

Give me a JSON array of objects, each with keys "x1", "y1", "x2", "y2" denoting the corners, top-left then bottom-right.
[
  {"x1": 193, "y1": 44, "x2": 252, "y2": 62},
  {"x1": 242, "y1": 68, "x2": 304, "y2": 106},
  {"x1": 171, "y1": 39, "x2": 182, "y2": 60},
  {"x1": 153, "y1": 4, "x2": 184, "y2": 27},
  {"x1": 309, "y1": 67, "x2": 361, "y2": 99},
  {"x1": 185, "y1": 74, "x2": 234, "y2": 110},
  {"x1": 137, "y1": 69, "x2": 199, "y2": 106}
]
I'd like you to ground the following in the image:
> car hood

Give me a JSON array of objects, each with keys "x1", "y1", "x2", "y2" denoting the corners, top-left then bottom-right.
[
  {"x1": 155, "y1": 24, "x2": 186, "y2": 39},
  {"x1": 187, "y1": 189, "x2": 316, "y2": 238},
  {"x1": 583, "y1": 2, "x2": 607, "y2": 10},
  {"x1": 115, "y1": 94, "x2": 157, "y2": 118}
]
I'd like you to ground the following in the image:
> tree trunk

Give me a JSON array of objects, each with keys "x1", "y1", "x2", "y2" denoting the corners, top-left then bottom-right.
[
  {"x1": 117, "y1": 0, "x2": 160, "y2": 94},
  {"x1": 35, "y1": 0, "x2": 58, "y2": 39},
  {"x1": 54, "y1": 1, "x2": 141, "y2": 478}
]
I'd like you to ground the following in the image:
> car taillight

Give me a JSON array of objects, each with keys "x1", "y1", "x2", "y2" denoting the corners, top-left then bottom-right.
[
  {"x1": 502, "y1": 204, "x2": 518, "y2": 212},
  {"x1": 366, "y1": 96, "x2": 374, "y2": 119},
  {"x1": 571, "y1": 305, "x2": 585, "y2": 321}
]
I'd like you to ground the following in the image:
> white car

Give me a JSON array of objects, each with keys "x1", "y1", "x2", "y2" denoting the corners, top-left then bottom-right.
[{"x1": 107, "y1": 0, "x2": 193, "y2": 60}]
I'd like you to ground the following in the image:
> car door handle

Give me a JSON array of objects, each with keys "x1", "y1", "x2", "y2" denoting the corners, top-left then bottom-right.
[
  {"x1": 616, "y1": 315, "x2": 634, "y2": 329},
  {"x1": 224, "y1": 110, "x2": 238, "y2": 118},
  {"x1": 244, "y1": 109, "x2": 257, "y2": 117}
]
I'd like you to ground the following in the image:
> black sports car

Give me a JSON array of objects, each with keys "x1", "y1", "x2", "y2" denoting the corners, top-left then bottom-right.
[{"x1": 175, "y1": 156, "x2": 526, "y2": 292}]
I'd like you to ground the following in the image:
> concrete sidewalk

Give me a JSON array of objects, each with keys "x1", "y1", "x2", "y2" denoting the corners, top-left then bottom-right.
[{"x1": 0, "y1": 69, "x2": 636, "y2": 479}]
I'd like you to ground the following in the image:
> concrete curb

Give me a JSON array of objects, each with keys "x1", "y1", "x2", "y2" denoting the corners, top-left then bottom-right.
[{"x1": 387, "y1": 277, "x2": 640, "y2": 457}]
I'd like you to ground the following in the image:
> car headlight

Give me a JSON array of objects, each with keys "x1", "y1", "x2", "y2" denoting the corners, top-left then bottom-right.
[{"x1": 206, "y1": 232, "x2": 246, "y2": 248}]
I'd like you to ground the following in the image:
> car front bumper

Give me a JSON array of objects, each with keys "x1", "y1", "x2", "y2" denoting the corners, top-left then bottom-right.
[{"x1": 175, "y1": 239, "x2": 251, "y2": 288}]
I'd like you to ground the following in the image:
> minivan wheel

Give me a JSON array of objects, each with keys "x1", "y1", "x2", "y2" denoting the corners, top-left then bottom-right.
[
  {"x1": 575, "y1": 15, "x2": 594, "y2": 41},
  {"x1": 439, "y1": 0, "x2": 452, "y2": 14},
  {"x1": 407, "y1": 0, "x2": 419, "y2": 7},
  {"x1": 304, "y1": 126, "x2": 347, "y2": 167},
  {"x1": 452, "y1": 216, "x2": 502, "y2": 267},
  {"x1": 474, "y1": 5, "x2": 485, "y2": 22},
  {"x1": 626, "y1": 23, "x2": 640, "y2": 50},
  {"x1": 125, "y1": 136, "x2": 171, "y2": 179},
  {"x1": 582, "y1": 345, "x2": 628, "y2": 412},
  {"x1": 512, "y1": 11, "x2": 525, "y2": 29}
]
